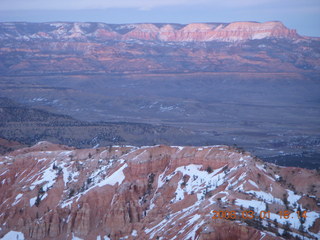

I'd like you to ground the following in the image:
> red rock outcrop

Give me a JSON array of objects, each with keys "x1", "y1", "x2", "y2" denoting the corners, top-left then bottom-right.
[{"x1": 0, "y1": 142, "x2": 319, "y2": 239}]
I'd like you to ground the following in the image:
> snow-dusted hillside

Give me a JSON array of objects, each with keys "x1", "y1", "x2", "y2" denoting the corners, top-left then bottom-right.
[{"x1": 0, "y1": 142, "x2": 319, "y2": 239}]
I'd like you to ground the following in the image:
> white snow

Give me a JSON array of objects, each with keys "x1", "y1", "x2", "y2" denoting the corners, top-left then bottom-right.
[
  {"x1": 145, "y1": 217, "x2": 168, "y2": 238},
  {"x1": 145, "y1": 204, "x2": 203, "y2": 239},
  {"x1": 233, "y1": 173, "x2": 247, "y2": 191},
  {"x1": 247, "y1": 190, "x2": 283, "y2": 204},
  {"x1": 58, "y1": 150, "x2": 73, "y2": 157},
  {"x1": 235, "y1": 199, "x2": 266, "y2": 213},
  {"x1": 159, "y1": 105, "x2": 175, "y2": 112},
  {"x1": 286, "y1": 190, "x2": 301, "y2": 208},
  {"x1": 89, "y1": 165, "x2": 111, "y2": 185},
  {"x1": 12, "y1": 193, "x2": 23, "y2": 206},
  {"x1": 171, "y1": 164, "x2": 227, "y2": 202},
  {"x1": 183, "y1": 215, "x2": 202, "y2": 239},
  {"x1": 97, "y1": 236, "x2": 110, "y2": 240},
  {"x1": 35, "y1": 141, "x2": 49, "y2": 145},
  {"x1": 252, "y1": 32, "x2": 271, "y2": 40},
  {"x1": 248, "y1": 180, "x2": 259, "y2": 188},
  {"x1": 173, "y1": 146, "x2": 184, "y2": 151},
  {"x1": 61, "y1": 163, "x2": 80, "y2": 186},
  {"x1": 157, "y1": 167, "x2": 169, "y2": 189},
  {"x1": 255, "y1": 164, "x2": 267, "y2": 172},
  {"x1": 184, "y1": 221, "x2": 205, "y2": 240},
  {"x1": 0, "y1": 170, "x2": 9, "y2": 176},
  {"x1": 29, "y1": 197, "x2": 37, "y2": 207},
  {"x1": 0, "y1": 231, "x2": 25, "y2": 240},
  {"x1": 30, "y1": 163, "x2": 57, "y2": 191},
  {"x1": 29, "y1": 193, "x2": 48, "y2": 207},
  {"x1": 37, "y1": 158, "x2": 47, "y2": 163},
  {"x1": 278, "y1": 228, "x2": 284, "y2": 236},
  {"x1": 303, "y1": 210, "x2": 320, "y2": 230},
  {"x1": 98, "y1": 163, "x2": 127, "y2": 187},
  {"x1": 41, "y1": 193, "x2": 48, "y2": 201},
  {"x1": 72, "y1": 233, "x2": 84, "y2": 240},
  {"x1": 131, "y1": 230, "x2": 138, "y2": 237},
  {"x1": 131, "y1": 150, "x2": 148, "y2": 163},
  {"x1": 264, "y1": 174, "x2": 275, "y2": 182},
  {"x1": 59, "y1": 162, "x2": 127, "y2": 208},
  {"x1": 270, "y1": 209, "x2": 319, "y2": 232}
]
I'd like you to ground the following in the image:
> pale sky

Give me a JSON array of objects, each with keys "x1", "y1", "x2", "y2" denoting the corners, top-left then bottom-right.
[{"x1": 0, "y1": 0, "x2": 319, "y2": 37}]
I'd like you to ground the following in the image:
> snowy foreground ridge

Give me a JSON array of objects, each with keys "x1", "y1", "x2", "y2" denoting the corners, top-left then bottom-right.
[{"x1": 0, "y1": 142, "x2": 319, "y2": 240}]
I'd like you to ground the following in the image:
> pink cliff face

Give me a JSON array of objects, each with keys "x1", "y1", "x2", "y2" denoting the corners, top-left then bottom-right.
[
  {"x1": 122, "y1": 21, "x2": 299, "y2": 42},
  {"x1": 96, "y1": 21, "x2": 299, "y2": 42},
  {"x1": 0, "y1": 21, "x2": 318, "y2": 76},
  {"x1": 0, "y1": 21, "x2": 300, "y2": 42},
  {"x1": 0, "y1": 142, "x2": 319, "y2": 239}
]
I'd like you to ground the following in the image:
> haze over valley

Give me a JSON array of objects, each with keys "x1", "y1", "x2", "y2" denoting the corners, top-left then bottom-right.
[{"x1": 0, "y1": 21, "x2": 319, "y2": 168}]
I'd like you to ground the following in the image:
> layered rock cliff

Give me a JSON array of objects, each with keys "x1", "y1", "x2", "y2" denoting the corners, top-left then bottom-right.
[
  {"x1": 0, "y1": 21, "x2": 299, "y2": 42},
  {"x1": 0, "y1": 21, "x2": 319, "y2": 75},
  {"x1": 0, "y1": 142, "x2": 319, "y2": 239}
]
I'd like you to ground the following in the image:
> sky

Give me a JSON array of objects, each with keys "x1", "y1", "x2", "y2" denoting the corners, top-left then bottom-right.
[{"x1": 0, "y1": 0, "x2": 319, "y2": 37}]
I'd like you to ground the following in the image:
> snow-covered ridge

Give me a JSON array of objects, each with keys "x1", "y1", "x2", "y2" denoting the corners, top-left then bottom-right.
[{"x1": 0, "y1": 143, "x2": 319, "y2": 240}]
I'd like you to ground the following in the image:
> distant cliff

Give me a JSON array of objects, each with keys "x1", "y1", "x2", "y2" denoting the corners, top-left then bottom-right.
[
  {"x1": 0, "y1": 21, "x2": 319, "y2": 75},
  {"x1": 0, "y1": 21, "x2": 300, "y2": 42}
]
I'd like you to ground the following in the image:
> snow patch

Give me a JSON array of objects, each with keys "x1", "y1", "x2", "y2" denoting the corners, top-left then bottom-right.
[
  {"x1": 0, "y1": 170, "x2": 9, "y2": 176},
  {"x1": 256, "y1": 164, "x2": 266, "y2": 172},
  {"x1": 131, "y1": 150, "x2": 148, "y2": 163},
  {"x1": 59, "y1": 150, "x2": 73, "y2": 157},
  {"x1": 248, "y1": 180, "x2": 259, "y2": 188},
  {"x1": 0, "y1": 231, "x2": 25, "y2": 240},
  {"x1": 172, "y1": 164, "x2": 227, "y2": 202},
  {"x1": 61, "y1": 163, "x2": 80, "y2": 186},
  {"x1": 286, "y1": 190, "x2": 301, "y2": 208},
  {"x1": 30, "y1": 197, "x2": 37, "y2": 207},
  {"x1": 72, "y1": 233, "x2": 84, "y2": 240},
  {"x1": 98, "y1": 163, "x2": 127, "y2": 187},
  {"x1": 260, "y1": 232, "x2": 266, "y2": 239},
  {"x1": 173, "y1": 146, "x2": 184, "y2": 151},
  {"x1": 30, "y1": 163, "x2": 57, "y2": 191},
  {"x1": 184, "y1": 215, "x2": 203, "y2": 239},
  {"x1": 252, "y1": 32, "x2": 271, "y2": 39},
  {"x1": 247, "y1": 190, "x2": 283, "y2": 204},
  {"x1": 131, "y1": 230, "x2": 138, "y2": 237},
  {"x1": 97, "y1": 236, "x2": 110, "y2": 240},
  {"x1": 235, "y1": 199, "x2": 266, "y2": 213},
  {"x1": 13, "y1": 193, "x2": 23, "y2": 206}
]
